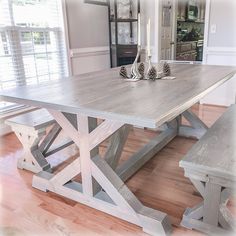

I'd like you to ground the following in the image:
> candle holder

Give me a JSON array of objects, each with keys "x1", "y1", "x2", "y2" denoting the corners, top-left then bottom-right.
[{"x1": 130, "y1": 46, "x2": 142, "y2": 81}]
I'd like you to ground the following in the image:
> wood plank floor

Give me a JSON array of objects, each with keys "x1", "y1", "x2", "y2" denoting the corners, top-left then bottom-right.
[{"x1": 0, "y1": 104, "x2": 234, "y2": 236}]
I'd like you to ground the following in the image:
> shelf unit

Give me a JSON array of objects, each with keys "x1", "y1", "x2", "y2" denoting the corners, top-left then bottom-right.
[{"x1": 108, "y1": 0, "x2": 140, "y2": 67}]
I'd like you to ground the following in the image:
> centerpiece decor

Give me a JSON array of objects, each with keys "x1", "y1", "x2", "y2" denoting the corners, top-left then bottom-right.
[{"x1": 119, "y1": 16, "x2": 174, "y2": 81}]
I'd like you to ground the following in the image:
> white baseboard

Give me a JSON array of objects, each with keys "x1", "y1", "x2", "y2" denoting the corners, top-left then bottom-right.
[{"x1": 0, "y1": 123, "x2": 12, "y2": 136}]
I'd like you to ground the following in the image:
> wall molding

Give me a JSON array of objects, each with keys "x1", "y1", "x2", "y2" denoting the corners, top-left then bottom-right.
[
  {"x1": 70, "y1": 46, "x2": 110, "y2": 58},
  {"x1": 205, "y1": 47, "x2": 236, "y2": 56}
]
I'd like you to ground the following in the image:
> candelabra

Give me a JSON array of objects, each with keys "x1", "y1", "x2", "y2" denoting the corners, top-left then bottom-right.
[{"x1": 130, "y1": 46, "x2": 142, "y2": 81}]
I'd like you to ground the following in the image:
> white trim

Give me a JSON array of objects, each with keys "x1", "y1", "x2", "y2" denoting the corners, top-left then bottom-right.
[
  {"x1": 205, "y1": 47, "x2": 236, "y2": 56},
  {"x1": 203, "y1": 0, "x2": 211, "y2": 64},
  {"x1": 155, "y1": 0, "x2": 162, "y2": 62},
  {"x1": 61, "y1": 0, "x2": 72, "y2": 76},
  {"x1": 0, "y1": 123, "x2": 12, "y2": 136},
  {"x1": 70, "y1": 47, "x2": 110, "y2": 58}
]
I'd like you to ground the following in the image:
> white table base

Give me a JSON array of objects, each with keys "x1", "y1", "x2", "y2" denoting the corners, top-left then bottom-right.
[{"x1": 32, "y1": 108, "x2": 208, "y2": 235}]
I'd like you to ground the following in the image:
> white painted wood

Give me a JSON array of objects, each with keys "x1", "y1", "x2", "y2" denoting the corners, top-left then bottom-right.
[
  {"x1": 6, "y1": 109, "x2": 76, "y2": 173},
  {"x1": 182, "y1": 110, "x2": 208, "y2": 131},
  {"x1": 92, "y1": 155, "x2": 172, "y2": 235},
  {"x1": 116, "y1": 127, "x2": 177, "y2": 182},
  {"x1": 48, "y1": 110, "x2": 81, "y2": 148},
  {"x1": 202, "y1": 0, "x2": 211, "y2": 64},
  {"x1": 77, "y1": 114, "x2": 93, "y2": 197},
  {"x1": 180, "y1": 105, "x2": 236, "y2": 234},
  {"x1": 5, "y1": 109, "x2": 55, "y2": 130},
  {"x1": 49, "y1": 158, "x2": 81, "y2": 186},
  {"x1": 32, "y1": 108, "x2": 172, "y2": 235},
  {"x1": 70, "y1": 47, "x2": 110, "y2": 58},
  {"x1": 104, "y1": 125, "x2": 131, "y2": 169},
  {"x1": 14, "y1": 129, "x2": 51, "y2": 173},
  {"x1": 39, "y1": 123, "x2": 62, "y2": 153},
  {"x1": 3, "y1": 63, "x2": 236, "y2": 235},
  {"x1": 181, "y1": 215, "x2": 228, "y2": 235},
  {"x1": 61, "y1": 0, "x2": 72, "y2": 76},
  {"x1": 184, "y1": 202, "x2": 203, "y2": 220},
  {"x1": 203, "y1": 182, "x2": 221, "y2": 226},
  {"x1": 5, "y1": 109, "x2": 56, "y2": 173},
  {"x1": 180, "y1": 105, "x2": 236, "y2": 180},
  {"x1": 89, "y1": 120, "x2": 124, "y2": 151}
]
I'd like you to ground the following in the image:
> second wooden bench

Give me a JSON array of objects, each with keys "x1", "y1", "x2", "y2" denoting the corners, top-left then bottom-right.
[{"x1": 180, "y1": 105, "x2": 236, "y2": 234}]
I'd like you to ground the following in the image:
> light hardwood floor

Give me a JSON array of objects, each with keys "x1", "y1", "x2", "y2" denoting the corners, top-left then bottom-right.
[{"x1": 0, "y1": 104, "x2": 235, "y2": 236}]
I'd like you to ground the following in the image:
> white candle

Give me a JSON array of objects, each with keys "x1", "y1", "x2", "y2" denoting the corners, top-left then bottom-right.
[
  {"x1": 138, "y1": 13, "x2": 141, "y2": 46},
  {"x1": 147, "y1": 18, "x2": 151, "y2": 57}
]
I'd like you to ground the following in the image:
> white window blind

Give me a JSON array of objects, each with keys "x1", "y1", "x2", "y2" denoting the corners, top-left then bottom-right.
[{"x1": 0, "y1": 0, "x2": 68, "y2": 90}]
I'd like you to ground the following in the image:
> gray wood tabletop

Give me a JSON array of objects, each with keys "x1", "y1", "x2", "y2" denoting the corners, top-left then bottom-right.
[
  {"x1": 180, "y1": 104, "x2": 236, "y2": 180},
  {"x1": 0, "y1": 64, "x2": 236, "y2": 128}
]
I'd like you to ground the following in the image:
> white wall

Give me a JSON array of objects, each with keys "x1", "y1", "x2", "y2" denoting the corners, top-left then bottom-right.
[
  {"x1": 65, "y1": 0, "x2": 110, "y2": 75},
  {"x1": 201, "y1": 0, "x2": 236, "y2": 106}
]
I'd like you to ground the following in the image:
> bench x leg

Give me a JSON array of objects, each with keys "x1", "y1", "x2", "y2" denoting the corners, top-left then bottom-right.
[
  {"x1": 13, "y1": 127, "x2": 51, "y2": 173},
  {"x1": 32, "y1": 110, "x2": 173, "y2": 235},
  {"x1": 181, "y1": 176, "x2": 236, "y2": 234}
]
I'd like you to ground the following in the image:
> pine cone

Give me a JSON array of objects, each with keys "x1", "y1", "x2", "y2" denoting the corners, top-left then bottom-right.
[
  {"x1": 163, "y1": 62, "x2": 171, "y2": 76},
  {"x1": 120, "y1": 66, "x2": 128, "y2": 78},
  {"x1": 147, "y1": 66, "x2": 157, "y2": 80},
  {"x1": 157, "y1": 62, "x2": 163, "y2": 72},
  {"x1": 138, "y1": 62, "x2": 145, "y2": 79}
]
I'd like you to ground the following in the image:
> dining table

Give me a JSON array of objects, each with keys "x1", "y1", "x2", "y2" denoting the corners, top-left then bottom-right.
[{"x1": 1, "y1": 63, "x2": 236, "y2": 235}]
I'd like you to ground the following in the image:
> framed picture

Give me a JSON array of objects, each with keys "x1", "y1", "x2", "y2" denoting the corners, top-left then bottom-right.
[{"x1": 84, "y1": 0, "x2": 108, "y2": 6}]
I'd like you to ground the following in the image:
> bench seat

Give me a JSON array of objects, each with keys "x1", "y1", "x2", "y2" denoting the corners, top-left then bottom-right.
[
  {"x1": 6, "y1": 108, "x2": 55, "y2": 131},
  {"x1": 180, "y1": 104, "x2": 236, "y2": 234}
]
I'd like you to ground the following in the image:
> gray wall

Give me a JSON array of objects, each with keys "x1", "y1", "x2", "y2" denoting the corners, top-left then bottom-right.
[
  {"x1": 208, "y1": 0, "x2": 236, "y2": 47},
  {"x1": 66, "y1": 0, "x2": 109, "y2": 49}
]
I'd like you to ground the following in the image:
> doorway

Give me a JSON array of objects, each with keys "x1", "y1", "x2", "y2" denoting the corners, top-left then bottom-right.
[{"x1": 160, "y1": 0, "x2": 206, "y2": 62}]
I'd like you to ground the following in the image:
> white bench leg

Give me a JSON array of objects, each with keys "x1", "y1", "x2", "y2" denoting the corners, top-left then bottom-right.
[
  {"x1": 13, "y1": 128, "x2": 51, "y2": 173},
  {"x1": 181, "y1": 176, "x2": 236, "y2": 234}
]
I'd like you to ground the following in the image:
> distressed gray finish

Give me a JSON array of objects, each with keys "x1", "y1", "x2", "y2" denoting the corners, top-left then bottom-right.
[
  {"x1": 116, "y1": 125, "x2": 177, "y2": 182},
  {"x1": 180, "y1": 105, "x2": 236, "y2": 180},
  {"x1": 32, "y1": 111, "x2": 173, "y2": 235},
  {"x1": 2, "y1": 64, "x2": 236, "y2": 235},
  {"x1": 180, "y1": 105, "x2": 236, "y2": 234},
  {"x1": 1, "y1": 64, "x2": 235, "y2": 128},
  {"x1": 6, "y1": 109, "x2": 55, "y2": 130}
]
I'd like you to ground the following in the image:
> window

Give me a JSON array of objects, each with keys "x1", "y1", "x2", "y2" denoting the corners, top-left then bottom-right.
[{"x1": 0, "y1": 0, "x2": 68, "y2": 90}]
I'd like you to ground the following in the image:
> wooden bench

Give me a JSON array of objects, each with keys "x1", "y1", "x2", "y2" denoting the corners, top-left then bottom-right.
[
  {"x1": 179, "y1": 105, "x2": 236, "y2": 234},
  {"x1": 6, "y1": 109, "x2": 60, "y2": 173}
]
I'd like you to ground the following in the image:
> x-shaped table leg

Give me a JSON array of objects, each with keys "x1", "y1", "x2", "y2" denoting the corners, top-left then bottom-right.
[{"x1": 32, "y1": 110, "x2": 172, "y2": 235}]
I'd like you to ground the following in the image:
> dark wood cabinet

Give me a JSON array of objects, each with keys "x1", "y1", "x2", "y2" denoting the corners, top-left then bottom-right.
[{"x1": 108, "y1": 0, "x2": 140, "y2": 67}]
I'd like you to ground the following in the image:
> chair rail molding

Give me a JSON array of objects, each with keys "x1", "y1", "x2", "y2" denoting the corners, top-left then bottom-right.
[
  {"x1": 205, "y1": 47, "x2": 236, "y2": 56},
  {"x1": 70, "y1": 46, "x2": 110, "y2": 58},
  {"x1": 70, "y1": 46, "x2": 110, "y2": 76}
]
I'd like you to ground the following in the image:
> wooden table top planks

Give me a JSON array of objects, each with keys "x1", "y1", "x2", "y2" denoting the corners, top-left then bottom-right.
[
  {"x1": 0, "y1": 64, "x2": 236, "y2": 128},
  {"x1": 180, "y1": 104, "x2": 236, "y2": 181}
]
